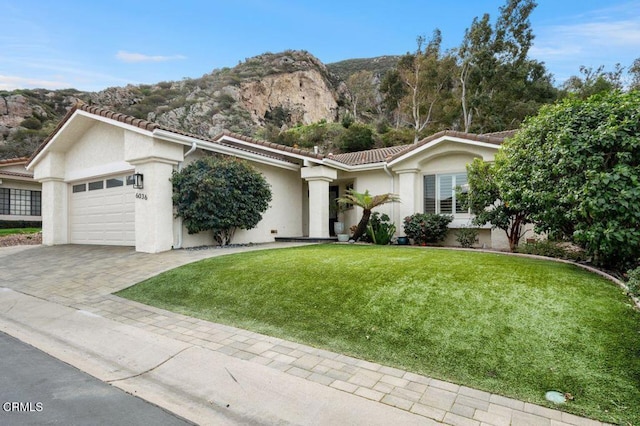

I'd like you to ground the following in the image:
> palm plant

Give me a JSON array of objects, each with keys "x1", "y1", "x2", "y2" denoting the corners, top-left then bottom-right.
[{"x1": 337, "y1": 189, "x2": 400, "y2": 241}]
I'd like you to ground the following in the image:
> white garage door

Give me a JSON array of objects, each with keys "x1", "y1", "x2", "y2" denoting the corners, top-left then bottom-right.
[{"x1": 69, "y1": 174, "x2": 135, "y2": 246}]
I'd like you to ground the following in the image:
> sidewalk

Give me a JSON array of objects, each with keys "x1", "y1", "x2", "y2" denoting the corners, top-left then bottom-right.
[{"x1": 0, "y1": 244, "x2": 610, "y2": 425}]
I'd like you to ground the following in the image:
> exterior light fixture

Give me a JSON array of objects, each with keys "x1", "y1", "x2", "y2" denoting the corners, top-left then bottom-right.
[{"x1": 133, "y1": 173, "x2": 144, "y2": 189}]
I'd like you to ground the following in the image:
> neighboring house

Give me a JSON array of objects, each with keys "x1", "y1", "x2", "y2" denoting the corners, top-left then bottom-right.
[
  {"x1": 0, "y1": 157, "x2": 42, "y2": 225},
  {"x1": 27, "y1": 103, "x2": 518, "y2": 253}
]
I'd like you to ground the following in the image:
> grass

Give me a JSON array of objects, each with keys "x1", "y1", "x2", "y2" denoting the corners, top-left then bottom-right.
[
  {"x1": 0, "y1": 228, "x2": 41, "y2": 236},
  {"x1": 117, "y1": 245, "x2": 640, "y2": 424}
]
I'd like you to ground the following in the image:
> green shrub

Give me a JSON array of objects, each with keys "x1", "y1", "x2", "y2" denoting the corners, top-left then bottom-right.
[
  {"x1": 171, "y1": 156, "x2": 272, "y2": 245},
  {"x1": 626, "y1": 267, "x2": 640, "y2": 297},
  {"x1": 365, "y1": 213, "x2": 396, "y2": 245},
  {"x1": 20, "y1": 117, "x2": 42, "y2": 130},
  {"x1": 339, "y1": 123, "x2": 374, "y2": 152},
  {"x1": 403, "y1": 213, "x2": 453, "y2": 245},
  {"x1": 517, "y1": 240, "x2": 587, "y2": 262},
  {"x1": 456, "y1": 227, "x2": 479, "y2": 248}
]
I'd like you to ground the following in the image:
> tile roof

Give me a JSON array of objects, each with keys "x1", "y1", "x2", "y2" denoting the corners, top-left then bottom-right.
[
  {"x1": 28, "y1": 102, "x2": 514, "y2": 169},
  {"x1": 0, "y1": 157, "x2": 29, "y2": 166},
  {"x1": 29, "y1": 103, "x2": 322, "y2": 165},
  {"x1": 330, "y1": 145, "x2": 411, "y2": 166},
  {"x1": 0, "y1": 170, "x2": 33, "y2": 179},
  {"x1": 386, "y1": 130, "x2": 508, "y2": 163},
  {"x1": 212, "y1": 131, "x2": 324, "y2": 160},
  {"x1": 481, "y1": 129, "x2": 518, "y2": 139}
]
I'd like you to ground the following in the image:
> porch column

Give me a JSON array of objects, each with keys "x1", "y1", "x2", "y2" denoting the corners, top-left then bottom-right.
[
  {"x1": 130, "y1": 159, "x2": 177, "y2": 253},
  {"x1": 301, "y1": 166, "x2": 337, "y2": 238},
  {"x1": 396, "y1": 168, "x2": 420, "y2": 224},
  {"x1": 40, "y1": 178, "x2": 68, "y2": 245}
]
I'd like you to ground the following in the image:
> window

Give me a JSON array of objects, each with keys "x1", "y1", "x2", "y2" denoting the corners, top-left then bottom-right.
[
  {"x1": 72, "y1": 184, "x2": 86, "y2": 193},
  {"x1": 30, "y1": 191, "x2": 41, "y2": 216},
  {"x1": 88, "y1": 181, "x2": 104, "y2": 191},
  {"x1": 0, "y1": 188, "x2": 41, "y2": 216},
  {"x1": 106, "y1": 177, "x2": 124, "y2": 188},
  {"x1": 0, "y1": 188, "x2": 9, "y2": 215},
  {"x1": 424, "y1": 173, "x2": 468, "y2": 214}
]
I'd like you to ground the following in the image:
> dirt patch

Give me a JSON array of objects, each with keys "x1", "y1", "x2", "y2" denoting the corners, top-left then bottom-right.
[{"x1": 0, "y1": 232, "x2": 42, "y2": 247}]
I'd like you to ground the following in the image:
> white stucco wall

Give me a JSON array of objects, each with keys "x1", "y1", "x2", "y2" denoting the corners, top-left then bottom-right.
[
  {"x1": 64, "y1": 123, "x2": 133, "y2": 181},
  {"x1": 345, "y1": 169, "x2": 396, "y2": 233},
  {"x1": 339, "y1": 141, "x2": 509, "y2": 250}
]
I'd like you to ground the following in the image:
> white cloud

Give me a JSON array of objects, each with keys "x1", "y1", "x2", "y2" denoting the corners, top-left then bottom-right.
[
  {"x1": 0, "y1": 74, "x2": 72, "y2": 91},
  {"x1": 531, "y1": 2, "x2": 640, "y2": 84},
  {"x1": 116, "y1": 51, "x2": 187, "y2": 63}
]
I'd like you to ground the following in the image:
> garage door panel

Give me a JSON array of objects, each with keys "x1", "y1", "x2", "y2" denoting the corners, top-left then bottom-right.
[{"x1": 69, "y1": 175, "x2": 135, "y2": 246}]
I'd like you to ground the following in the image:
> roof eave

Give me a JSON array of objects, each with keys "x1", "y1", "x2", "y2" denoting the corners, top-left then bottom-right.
[
  {"x1": 153, "y1": 129, "x2": 301, "y2": 171},
  {"x1": 387, "y1": 135, "x2": 501, "y2": 167}
]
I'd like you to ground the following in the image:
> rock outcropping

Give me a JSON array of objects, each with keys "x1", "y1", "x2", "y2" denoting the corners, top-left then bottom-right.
[{"x1": 0, "y1": 50, "x2": 363, "y2": 159}]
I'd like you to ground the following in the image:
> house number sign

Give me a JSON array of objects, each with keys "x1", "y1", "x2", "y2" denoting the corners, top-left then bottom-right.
[{"x1": 135, "y1": 193, "x2": 148, "y2": 200}]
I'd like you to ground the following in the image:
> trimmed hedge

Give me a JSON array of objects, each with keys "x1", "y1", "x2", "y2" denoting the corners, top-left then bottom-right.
[{"x1": 0, "y1": 220, "x2": 42, "y2": 229}]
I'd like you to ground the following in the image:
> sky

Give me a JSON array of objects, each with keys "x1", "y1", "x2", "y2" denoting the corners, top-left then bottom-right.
[{"x1": 1, "y1": 0, "x2": 639, "y2": 92}]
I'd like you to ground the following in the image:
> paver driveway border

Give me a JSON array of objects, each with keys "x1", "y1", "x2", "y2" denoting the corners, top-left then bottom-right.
[{"x1": 0, "y1": 244, "x2": 611, "y2": 426}]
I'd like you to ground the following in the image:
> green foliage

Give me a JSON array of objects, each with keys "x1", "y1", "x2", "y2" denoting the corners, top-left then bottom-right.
[
  {"x1": 339, "y1": 123, "x2": 374, "y2": 152},
  {"x1": 455, "y1": 227, "x2": 479, "y2": 248},
  {"x1": 171, "y1": 156, "x2": 272, "y2": 245},
  {"x1": 560, "y1": 65, "x2": 624, "y2": 99},
  {"x1": 459, "y1": 158, "x2": 529, "y2": 251},
  {"x1": 216, "y1": 93, "x2": 235, "y2": 110},
  {"x1": 365, "y1": 213, "x2": 396, "y2": 245},
  {"x1": 20, "y1": 117, "x2": 42, "y2": 130},
  {"x1": 403, "y1": 213, "x2": 453, "y2": 245},
  {"x1": 457, "y1": 0, "x2": 557, "y2": 133},
  {"x1": 326, "y1": 56, "x2": 400, "y2": 82},
  {"x1": 337, "y1": 189, "x2": 400, "y2": 241},
  {"x1": 380, "y1": 127, "x2": 414, "y2": 147},
  {"x1": 275, "y1": 121, "x2": 345, "y2": 149},
  {"x1": 626, "y1": 266, "x2": 640, "y2": 297},
  {"x1": 341, "y1": 113, "x2": 354, "y2": 128},
  {"x1": 0, "y1": 227, "x2": 41, "y2": 236},
  {"x1": 517, "y1": 240, "x2": 587, "y2": 262},
  {"x1": 497, "y1": 90, "x2": 640, "y2": 270}
]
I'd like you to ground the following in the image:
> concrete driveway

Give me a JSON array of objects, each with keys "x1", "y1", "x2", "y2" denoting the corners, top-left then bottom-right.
[{"x1": 0, "y1": 244, "x2": 607, "y2": 426}]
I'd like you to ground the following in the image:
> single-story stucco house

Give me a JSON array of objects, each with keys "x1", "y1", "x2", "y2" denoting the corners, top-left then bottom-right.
[
  {"x1": 0, "y1": 157, "x2": 42, "y2": 225},
  {"x1": 27, "y1": 103, "x2": 520, "y2": 253}
]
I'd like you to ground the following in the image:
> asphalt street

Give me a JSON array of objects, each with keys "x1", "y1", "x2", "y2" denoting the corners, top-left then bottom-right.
[{"x1": 0, "y1": 331, "x2": 193, "y2": 426}]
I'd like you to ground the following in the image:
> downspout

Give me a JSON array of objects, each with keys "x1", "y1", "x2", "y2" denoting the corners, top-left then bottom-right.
[{"x1": 174, "y1": 142, "x2": 198, "y2": 249}]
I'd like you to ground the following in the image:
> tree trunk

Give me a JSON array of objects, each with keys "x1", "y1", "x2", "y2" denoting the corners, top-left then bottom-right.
[
  {"x1": 507, "y1": 215, "x2": 523, "y2": 252},
  {"x1": 351, "y1": 209, "x2": 372, "y2": 241}
]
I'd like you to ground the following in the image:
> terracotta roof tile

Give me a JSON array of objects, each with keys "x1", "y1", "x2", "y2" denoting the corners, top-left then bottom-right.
[
  {"x1": 28, "y1": 103, "x2": 513, "y2": 169},
  {"x1": 481, "y1": 129, "x2": 518, "y2": 139},
  {"x1": 0, "y1": 157, "x2": 29, "y2": 166},
  {"x1": 330, "y1": 145, "x2": 410, "y2": 166},
  {"x1": 386, "y1": 130, "x2": 508, "y2": 163},
  {"x1": 212, "y1": 131, "x2": 324, "y2": 160},
  {"x1": 0, "y1": 170, "x2": 33, "y2": 178}
]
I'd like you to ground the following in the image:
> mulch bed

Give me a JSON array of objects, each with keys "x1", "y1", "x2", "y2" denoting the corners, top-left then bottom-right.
[{"x1": 0, "y1": 233, "x2": 42, "y2": 247}]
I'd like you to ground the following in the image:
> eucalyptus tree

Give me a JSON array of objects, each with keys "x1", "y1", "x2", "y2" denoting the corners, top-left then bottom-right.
[
  {"x1": 456, "y1": 0, "x2": 555, "y2": 133},
  {"x1": 397, "y1": 30, "x2": 457, "y2": 142}
]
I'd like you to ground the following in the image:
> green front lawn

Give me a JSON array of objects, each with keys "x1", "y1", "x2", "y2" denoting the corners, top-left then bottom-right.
[
  {"x1": 0, "y1": 228, "x2": 41, "y2": 236},
  {"x1": 117, "y1": 245, "x2": 640, "y2": 424}
]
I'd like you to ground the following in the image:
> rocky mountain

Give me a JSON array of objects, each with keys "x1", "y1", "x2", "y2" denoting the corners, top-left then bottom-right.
[{"x1": 0, "y1": 50, "x2": 394, "y2": 160}]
